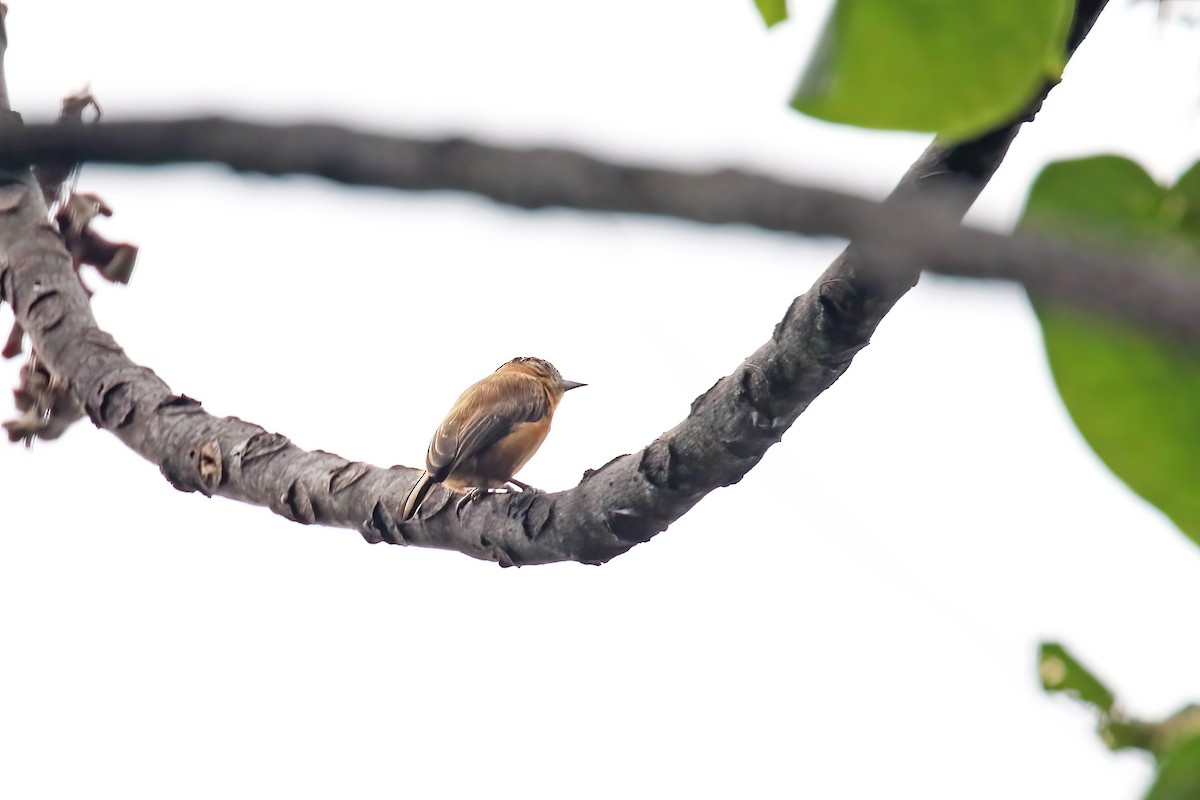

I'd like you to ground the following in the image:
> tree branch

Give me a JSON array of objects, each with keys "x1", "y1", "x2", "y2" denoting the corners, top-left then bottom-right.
[
  {"x1": 2, "y1": 1, "x2": 1119, "y2": 565},
  {"x1": 7, "y1": 100, "x2": 1198, "y2": 343},
  {"x1": 0, "y1": 3, "x2": 9, "y2": 116}
]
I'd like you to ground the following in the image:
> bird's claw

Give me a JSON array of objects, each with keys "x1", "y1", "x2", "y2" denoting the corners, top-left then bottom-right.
[
  {"x1": 455, "y1": 487, "x2": 489, "y2": 519},
  {"x1": 454, "y1": 483, "x2": 544, "y2": 518}
]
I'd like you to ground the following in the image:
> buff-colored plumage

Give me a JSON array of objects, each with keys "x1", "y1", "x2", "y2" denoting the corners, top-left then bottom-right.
[{"x1": 400, "y1": 357, "x2": 584, "y2": 521}]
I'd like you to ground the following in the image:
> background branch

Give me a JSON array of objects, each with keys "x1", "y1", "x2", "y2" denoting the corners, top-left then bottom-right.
[{"x1": 7, "y1": 101, "x2": 1199, "y2": 346}]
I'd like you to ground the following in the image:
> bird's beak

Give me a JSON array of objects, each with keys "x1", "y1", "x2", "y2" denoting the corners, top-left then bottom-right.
[{"x1": 561, "y1": 379, "x2": 587, "y2": 391}]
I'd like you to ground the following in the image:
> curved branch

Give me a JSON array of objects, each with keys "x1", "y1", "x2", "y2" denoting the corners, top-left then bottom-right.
[{"x1": 2, "y1": 1, "x2": 1118, "y2": 565}]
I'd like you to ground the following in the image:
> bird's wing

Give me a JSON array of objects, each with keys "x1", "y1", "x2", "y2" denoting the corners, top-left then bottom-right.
[{"x1": 425, "y1": 372, "x2": 550, "y2": 481}]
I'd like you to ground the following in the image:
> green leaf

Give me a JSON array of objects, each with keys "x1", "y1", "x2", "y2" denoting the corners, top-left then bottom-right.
[
  {"x1": 1145, "y1": 735, "x2": 1200, "y2": 800},
  {"x1": 1171, "y1": 161, "x2": 1200, "y2": 234},
  {"x1": 792, "y1": 0, "x2": 1073, "y2": 140},
  {"x1": 1038, "y1": 642, "x2": 1116, "y2": 714},
  {"x1": 1020, "y1": 156, "x2": 1200, "y2": 549},
  {"x1": 754, "y1": 0, "x2": 787, "y2": 28},
  {"x1": 1023, "y1": 157, "x2": 1181, "y2": 240}
]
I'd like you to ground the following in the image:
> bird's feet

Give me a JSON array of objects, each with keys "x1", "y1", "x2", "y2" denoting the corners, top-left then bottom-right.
[
  {"x1": 454, "y1": 482, "x2": 544, "y2": 518},
  {"x1": 454, "y1": 487, "x2": 489, "y2": 518}
]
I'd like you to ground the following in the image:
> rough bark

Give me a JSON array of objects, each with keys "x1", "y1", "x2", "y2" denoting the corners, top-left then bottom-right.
[{"x1": 1, "y1": 2, "x2": 1119, "y2": 565}]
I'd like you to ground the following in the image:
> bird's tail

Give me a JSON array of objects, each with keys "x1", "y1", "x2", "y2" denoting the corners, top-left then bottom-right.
[{"x1": 401, "y1": 471, "x2": 433, "y2": 521}]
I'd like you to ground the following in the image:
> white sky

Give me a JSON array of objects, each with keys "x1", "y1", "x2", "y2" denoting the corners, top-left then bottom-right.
[{"x1": 1, "y1": 1, "x2": 1199, "y2": 798}]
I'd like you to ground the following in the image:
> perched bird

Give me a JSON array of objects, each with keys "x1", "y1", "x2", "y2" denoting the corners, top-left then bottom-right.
[{"x1": 401, "y1": 357, "x2": 585, "y2": 520}]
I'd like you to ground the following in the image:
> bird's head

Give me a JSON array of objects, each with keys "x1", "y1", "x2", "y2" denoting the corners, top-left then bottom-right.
[{"x1": 498, "y1": 356, "x2": 586, "y2": 396}]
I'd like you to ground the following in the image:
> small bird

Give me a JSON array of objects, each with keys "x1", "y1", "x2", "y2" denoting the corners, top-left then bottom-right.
[{"x1": 401, "y1": 357, "x2": 585, "y2": 521}]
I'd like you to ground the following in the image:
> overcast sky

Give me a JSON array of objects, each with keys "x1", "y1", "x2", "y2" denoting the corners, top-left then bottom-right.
[{"x1": 2, "y1": 1, "x2": 1199, "y2": 798}]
